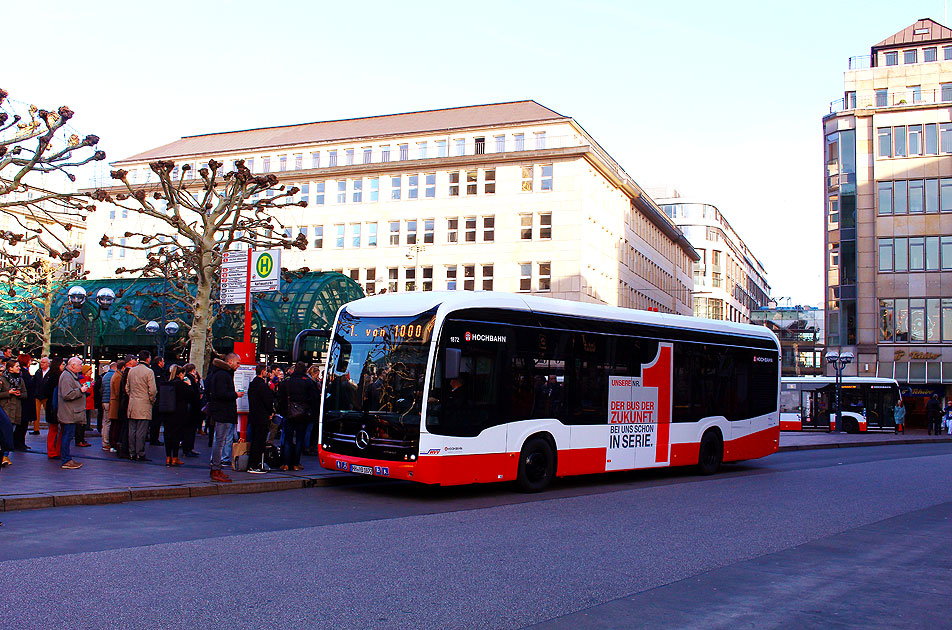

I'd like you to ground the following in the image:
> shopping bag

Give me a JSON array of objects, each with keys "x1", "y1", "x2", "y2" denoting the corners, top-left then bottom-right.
[{"x1": 231, "y1": 441, "x2": 250, "y2": 472}]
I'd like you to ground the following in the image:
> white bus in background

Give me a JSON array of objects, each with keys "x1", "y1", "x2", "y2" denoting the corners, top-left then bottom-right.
[
  {"x1": 318, "y1": 292, "x2": 781, "y2": 492},
  {"x1": 780, "y1": 376, "x2": 902, "y2": 433}
]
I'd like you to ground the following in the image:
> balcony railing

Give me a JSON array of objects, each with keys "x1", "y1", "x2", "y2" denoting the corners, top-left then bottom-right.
[
  {"x1": 848, "y1": 55, "x2": 872, "y2": 70},
  {"x1": 829, "y1": 88, "x2": 952, "y2": 113}
]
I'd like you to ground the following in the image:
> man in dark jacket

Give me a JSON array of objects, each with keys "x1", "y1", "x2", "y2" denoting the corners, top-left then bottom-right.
[
  {"x1": 277, "y1": 362, "x2": 318, "y2": 471},
  {"x1": 926, "y1": 394, "x2": 942, "y2": 435},
  {"x1": 247, "y1": 363, "x2": 274, "y2": 474},
  {"x1": 206, "y1": 352, "x2": 243, "y2": 482}
]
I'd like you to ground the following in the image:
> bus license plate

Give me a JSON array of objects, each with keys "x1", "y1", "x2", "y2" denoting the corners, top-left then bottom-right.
[{"x1": 350, "y1": 464, "x2": 373, "y2": 475}]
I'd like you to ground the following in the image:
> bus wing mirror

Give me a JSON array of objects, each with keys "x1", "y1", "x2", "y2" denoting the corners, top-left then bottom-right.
[{"x1": 444, "y1": 348, "x2": 461, "y2": 380}]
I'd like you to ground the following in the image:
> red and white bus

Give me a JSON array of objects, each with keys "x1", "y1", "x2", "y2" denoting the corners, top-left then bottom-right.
[
  {"x1": 318, "y1": 292, "x2": 780, "y2": 491},
  {"x1": 780, "y1": 376, "x2": 902, "y2": 433}
]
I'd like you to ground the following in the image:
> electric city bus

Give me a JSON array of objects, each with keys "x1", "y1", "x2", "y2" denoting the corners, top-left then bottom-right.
[
  {"x1": 779, "y1": 376, "x2": 902, "y2": 433},
  {"x1": 318, "y1": 292, "x2": 781, "y2": 491}
]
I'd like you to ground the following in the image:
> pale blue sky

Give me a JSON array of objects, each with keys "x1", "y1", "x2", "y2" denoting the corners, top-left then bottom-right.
[{"x1": 6, "y1": 0, "x2": 947, "y2": 305}]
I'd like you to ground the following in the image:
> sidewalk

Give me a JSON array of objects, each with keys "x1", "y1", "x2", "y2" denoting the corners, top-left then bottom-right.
[
  {"x1": 1, "y1": 427, "x2": 950, "y2": 512},
  {"x1": 0, "y1": 429, "x2": 356, "y2": 512}
]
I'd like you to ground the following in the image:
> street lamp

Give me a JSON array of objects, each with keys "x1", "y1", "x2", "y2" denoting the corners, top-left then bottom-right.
[
  {"x1": 146, "y1": 320, "x2": 180, "y2": 360},
  {"x1": 406, "y1": 244, "x2": 426, "y2": 291},
  {"x1": 68, "y1": 286, "x2": 114, "y2": 372},
  {"x1": 825, "y1": 350, "x2": 854, "y2": 433}
]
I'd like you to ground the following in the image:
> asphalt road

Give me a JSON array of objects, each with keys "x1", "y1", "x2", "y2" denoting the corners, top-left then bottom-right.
[{"x1": 0, "y1": 444, "x2": 949, "y2": 629}]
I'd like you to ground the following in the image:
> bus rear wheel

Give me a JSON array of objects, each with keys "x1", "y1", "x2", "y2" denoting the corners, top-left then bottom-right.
[
  {"x1": 697, "y1": 430, "x2": 723, "y2": 475},
  {"x1": 517, "y1": 437, "x2": 555, "y2": 493}
]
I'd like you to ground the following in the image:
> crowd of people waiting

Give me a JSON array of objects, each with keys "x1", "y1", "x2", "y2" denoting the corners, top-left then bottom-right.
[{"x1": 0, "y1": 346, "x2": 326, "y2": 484}]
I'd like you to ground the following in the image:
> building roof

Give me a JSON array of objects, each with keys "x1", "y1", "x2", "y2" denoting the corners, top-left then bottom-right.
[
  {"x1": 871, "y1": 18, "x2": 952, "y2": 50},
  {"x1": 115, "y1": 100, "x2": 568, "y2": 164}
]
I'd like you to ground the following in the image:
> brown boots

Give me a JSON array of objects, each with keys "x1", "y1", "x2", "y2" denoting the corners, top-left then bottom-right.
[{"x1": 210, "y1": 469, "x2": 232, "y2": 483}]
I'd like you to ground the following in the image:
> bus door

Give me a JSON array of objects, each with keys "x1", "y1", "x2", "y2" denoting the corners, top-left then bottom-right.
[
  {"x1": 801, "y1": 388, "x2": 832, "y2": 430},
  {"x1": 865, "y1": 385, "x2": 897, "y2": 431}
]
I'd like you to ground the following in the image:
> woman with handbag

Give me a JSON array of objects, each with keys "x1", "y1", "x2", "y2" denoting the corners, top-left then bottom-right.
[{"x1": 278, "y1": 362, "x2": 317, "y2": 471}]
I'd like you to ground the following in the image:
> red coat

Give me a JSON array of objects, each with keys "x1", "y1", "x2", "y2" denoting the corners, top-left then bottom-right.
[{"x1": 80, "y1": 375, "x2": 94, "y2": 411}]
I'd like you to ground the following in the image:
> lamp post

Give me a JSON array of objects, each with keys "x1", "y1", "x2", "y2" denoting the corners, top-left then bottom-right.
[
  {"x1": 825, "y1": 350, "x2": 854, "y2": 433},
  {"x1": 67, "y1": 286, "x2": 115, "y2": 373},
  {"x1": 147, "y1": 320, "x2": 179, "y2": 361},
  {"x1": 406, "y1": 244, "x2": 426, "y2": 291}
]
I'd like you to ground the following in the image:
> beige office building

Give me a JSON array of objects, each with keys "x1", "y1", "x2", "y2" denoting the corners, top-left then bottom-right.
[
  {"x1": 86, "y1": 101, "x2": 697, "y2": 314},
  {"x1": 824, "y1": 18, "x2": 952, "y2": 422}
]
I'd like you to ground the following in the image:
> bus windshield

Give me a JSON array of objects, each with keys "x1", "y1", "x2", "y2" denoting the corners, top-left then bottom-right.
[{"x1": 322, "y1": 308, "x2": 436, "y2": 460}]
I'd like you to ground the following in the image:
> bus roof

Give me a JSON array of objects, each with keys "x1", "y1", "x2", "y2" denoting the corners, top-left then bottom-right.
[
  {"x1": 342, "y1": 291, "x2": 780, "y2": 343},
  {"x1": 782, "y1": 376, "x2": 900, "y2": 386}
]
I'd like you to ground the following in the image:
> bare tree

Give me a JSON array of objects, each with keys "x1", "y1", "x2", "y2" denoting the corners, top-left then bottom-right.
[
  {"x1": 0, "y1": 88, "x2": 104, "y2": 277},
  {"x1": 95, "y1": 159, "x2": 307, "y2": 369}
]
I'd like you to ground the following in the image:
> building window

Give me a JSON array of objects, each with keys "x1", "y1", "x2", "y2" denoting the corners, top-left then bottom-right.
[
  {"x1": 337, "y1": 180, "x2": 346, "y2": 203},
  {"x1": 877, "y1": 127, "x2": 892, "y2": 157},
  {"x1": 107, "y1": 247, "x2": 113, "y2": 259},
  {"x1": 875, "y1": 89, "x2": 887, "y2": 107},
  {"x1": 475, "y1": 137, "x2": 485, "y2": 155},
  {"x1": 482, "y1": 216, "x2": 494, "y2": 242},
  {"x1": 328, "y1": 151, "x2": 337, "y2": 167},
  {"x1": 521, "y1": 166, "x2": 533, "y2": 192},
  {"x1": 335, "y1": 224, "x2": 345, "y2": 248},
  {"x1": 381, "y1": 145, "x2": 391, "y2": 162},
  {"x1": 894, "y1": 238, "x2": 908, "y2": 271},
  {"x1": 350, "y1": 223, "x2": 361, "y2": 248},
  {"x1": 927, "y1": 236, "x2": 940, "y2": 269},
  {"x1": 362, "y1": 147, "x2": 372, "y2": 164},
  {"x1": 514, "y1": 133, "x2": 525, "y2": 151},
  {"x1": 408, "y1": 174, "x2": 419, "y2": 199},
  {"x1": 539, "y1": 212, "x2": 552, "y2": 239},
  {"x1": 484, "y1": 169, "x2": 495, "y2": 194},
  {"x1": 909, "y1": 125, "x2": 923, "y2": 155},
  {"x1": 520, "y1": 213, "x2": 533, "y2": 239},
  {"x1": 942, "y1": 84, "x2": 952, "y2": 103},
  {"x1": 424, "y1": 219, "x2": 434, "y2": 244},
  {"x1": 416, "y1": 142, "x2": 427, "y2": 160},
  {"x1": 447, "y1": 218, "x2": 458, "y2": 243},
  {"x1": 894, "y1": 181, "x2": 907, "y2": 213},
  {"x1": 293, "y1": 154, "x2": 303, "y2": 170},
  {"x1": 109, "y1": 207, "x2": 116, "y2": 220},
  {"x1": 943, "y1": 179, "x2": 952, "y2": 211},
  {"x1": 519, "y1": 263, "x2": 532, "y2": 291},
  {"x1": 436, "y1": 139, "x2": 447, "y2": 157},
  {"x1": 535, "y1": 131, "x2": 546, "y2": 149},
  {"x1": 300, "y1": 183, "x2": 310, "y2": 205},
  {"x1": 389, "y1": 221, "x2": 400, "y2": 246},
  {"x1": 878, "y1": 181, "x2": 893, "y2": 215},
  {"x1": 367, "y1": 222, "x2": 377, "y2": 247},
  {"x1": 878, "y1": 238, "x2": 894, "y2": 271},
  {"x1": 315, "y1": 181, "x2": 325, "y2": 205},
  {"x1": 909, "y1": 237, "x2": 925, "y2": 270},
  {"x1": 446, "y1": 265, "x2": 457, "y2": 290},
  {"x1": 885, "y1": 51, "x2": 898, "y2": 66},
  {"x1": 119, "y1": 238, "x2": 126, "y2": 257},
  {"x1": 353, "y1": 179, "x2": 363, "y2": 203},
  {"x1": 388, "y1": 268, "x2": 398, "y2": 293},
  {"x1": 425, "y1": 173, "x2": 436, "y2": 198},
  {"x1": 416, "y1": 267, "x2": 430, "y2": 292},
  {"x1": 365, "y1": 268, "x2": 377, "y2": 295},
  {"x1": 454, "y1": 138, "x2": 465, "y2": 156},
  {"x1": 345, "y1": 148, "x2": 355, "y2": 166},
  {"x1": 406, "y1": 220, "x2": 417, "y2": 245},
  {"x1": 495, "y1": 135, "x2": 505, "y2": 152},
  {"x1": 904, "y1": 49, "x2": 917, "y2": 64},
  {"x1": 449, "y1": 171, "x2": 460, "y2": 196},
  {"x1": 909, "y1": 85, "x2": 922, "y2": 104},
  {"x1": 894, "y1": 126, "x2": 906, "y2": 157},
  {"x1": 262, "y1": 157, "x2": 271, "y2": 173},
  {"x1": 464, "y1": 217, "x2": 476, "y2": 242},
  {"x1": 399, "y1": 144, "x2": 409, "y2": 161},
  {"x1": 927, "y1": 179, "x2": 939, "y2": 213},
  {"x1": 313, "y1": 226, "x2": 323, "y2": 248},
  {"x1": 463, "y1": 265, "x2": 475, "y2": 290},
  {"x1": 541, "y1": 164, "x2": 553, "y2": 191},
  {"x1": 369, "y1": 177, "x2": 378, "y2": 202},
  {"x1": 925, "y1": 46, "x2": 937, "y2": 62},
  {"x1": 391, "y1": 175, "x2": 401, "y2": 200},
  {"x1": 942, "y1": 236, "x2": 952, "y2": 269},
  {"x1": 311, "y1": 152, "x2": 320, "y2": 168},
  {"x1": 909, "y1": 180, "x2": 924, "y2": 213},
  {"x1": 482, "y1": 264, "x2": 493, "y2": 290},
  {"x1": 466, "y1": 170, "x2": 477, "y2": 195},
  {"x1": 926, "y1": 123, "x2": 938, "y2": 155}
]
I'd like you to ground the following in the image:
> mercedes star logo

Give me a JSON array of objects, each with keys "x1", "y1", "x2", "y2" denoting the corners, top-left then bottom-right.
[{"x1": 356, "y1": 429, "x2": 371, "y2": 450}]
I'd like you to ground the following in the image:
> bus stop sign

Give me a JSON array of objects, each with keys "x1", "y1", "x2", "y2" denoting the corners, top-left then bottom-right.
[{"x1": 250, "y1": 249, "x2": 280, "y2": 292}]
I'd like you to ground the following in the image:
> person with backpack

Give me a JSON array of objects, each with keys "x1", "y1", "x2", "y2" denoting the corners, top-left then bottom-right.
[{"x1": 277, "y1": 361, "x2": 318, "y2": 471}]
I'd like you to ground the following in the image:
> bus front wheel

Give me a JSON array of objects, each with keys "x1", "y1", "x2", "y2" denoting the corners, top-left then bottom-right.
[
  {"x1": 697, "y1": 430, "x2": 723, "y2": 475},
  {"x1": 517, "y1": 437, "x2": 555, "y2": 492}
]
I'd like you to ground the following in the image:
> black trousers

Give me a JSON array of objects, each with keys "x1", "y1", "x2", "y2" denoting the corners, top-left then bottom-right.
[
  {"x1": 181, "y1": 419, "x2": 199, "y2": 453},
  {"x1": 115, "y1": 418, "x2": 130, "y2": 457},
  {"x1": 13, "y1": 422, "x2": 28, "y2": 449},
  {"x1": 148, "y1": 415, "x2": 163, "y2": 443},
  {"x1": 248, "y1": 423, "x2": 268, "y2": 469},
  {"x1": 164, "y1": 422, "x2": 182, "y2": 458}
]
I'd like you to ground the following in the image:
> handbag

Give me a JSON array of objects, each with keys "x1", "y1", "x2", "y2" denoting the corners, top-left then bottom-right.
[{"x1": 231, "y1": 440, "x2": 250, "y2": 472}]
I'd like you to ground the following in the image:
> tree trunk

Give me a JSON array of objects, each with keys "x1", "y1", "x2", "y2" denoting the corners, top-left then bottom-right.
[
  {"x1": 41, "y1": 290, "x2": 53, "y2": 357},
  {"x1": 188, "y1": 249, "x2": 214, "y2": 373}
]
